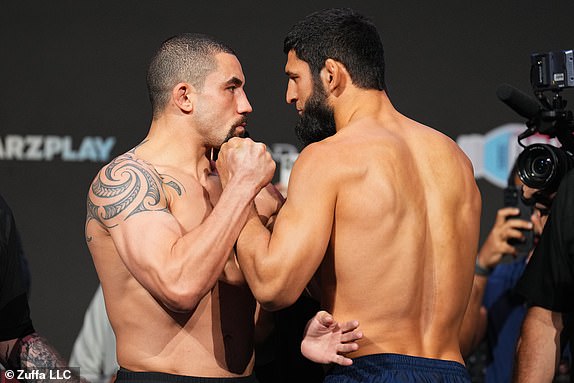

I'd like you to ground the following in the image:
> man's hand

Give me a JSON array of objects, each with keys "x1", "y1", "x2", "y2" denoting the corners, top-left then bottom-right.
[
  {"x1": 477, "y1": 207, "x2": 533, "y2": 269},
  {"x1": 301, "y1": 311, "x2": 362, "y2": 366},
  {"x1": 255, "y1": 183, "x2": 285, "y2": 227},
  {"x1": 215, "y1": 138, "x2": 275, "y2": 190}
]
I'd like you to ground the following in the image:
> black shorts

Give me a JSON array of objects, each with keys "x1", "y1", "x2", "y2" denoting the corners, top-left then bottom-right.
[{"x1": 115, "y1": 368, "x2": 259, "y2": 383}]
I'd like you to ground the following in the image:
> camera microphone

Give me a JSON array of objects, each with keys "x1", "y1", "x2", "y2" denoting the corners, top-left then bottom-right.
[{"x1": 496, "y1": 83, "x2": 542, "y2": 119}]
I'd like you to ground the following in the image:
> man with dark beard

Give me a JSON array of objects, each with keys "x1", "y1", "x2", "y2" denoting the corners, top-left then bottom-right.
[
  {"x1": 293, "y1": 75, "x2": 336, "y2": 147},
  {"x1": 216, "y1": 8, "x2": 481, "y2": 382}
]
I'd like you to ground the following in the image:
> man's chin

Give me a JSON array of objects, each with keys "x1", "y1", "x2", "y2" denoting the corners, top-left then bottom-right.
[
  {"x1": 233, "y1": 126, "x2": 247, "y2": 138},
  {"x1": 227, "y1": 126, "x2": 249, "y2": 141}
]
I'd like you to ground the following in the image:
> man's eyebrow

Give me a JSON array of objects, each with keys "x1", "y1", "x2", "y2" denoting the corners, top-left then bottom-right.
[
  {"x1": 285, "y1": 70, "x2": 296, "y2": 77},
  {"x1": 225, "y1": 77, "x2": 243, "y2": 86}
]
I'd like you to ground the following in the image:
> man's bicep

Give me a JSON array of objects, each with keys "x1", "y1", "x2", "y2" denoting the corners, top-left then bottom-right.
[
  {"x1": 108, "y1": 212, "x2": 183, "y2": 292},
  {"x1": 269, "y1": 153, "x2": 336, "y2": 287},
  {"x1": 87, "y1": 157, "x2": 183, "y2": 296},
  {"x1": 271, "y1": 196, "x2": 333, "y2": 264}
]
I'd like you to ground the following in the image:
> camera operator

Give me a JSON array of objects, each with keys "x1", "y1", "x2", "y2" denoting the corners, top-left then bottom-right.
[
  {"x1": 513, "y1": 174, "x2": 573, "y2": 382},
  {"x1": 460, "y1": 163, "x2": 543, "y2": 383},
  {"x1": 495, "y1": 50, "x2": 574, "y2": 382}
]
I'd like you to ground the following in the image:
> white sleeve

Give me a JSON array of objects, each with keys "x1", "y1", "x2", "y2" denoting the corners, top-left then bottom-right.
[{"x1": 70, "y1": 285, "x2": 118, "y2": 383}]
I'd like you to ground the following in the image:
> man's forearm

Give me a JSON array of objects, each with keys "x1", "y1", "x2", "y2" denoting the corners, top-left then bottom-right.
[
  {"x1": 459, "y1": 275, "x2": 488, "y2": 357},
  {"x1": 236, "y1": 206, "x2": 301, "y2": 311},
  {"x1": 6, "y1": 333, "x2": 86, "y2": 382},
  {"x1": 513, "y1": 306, "x2": 562, "y2": 382},
  {"x1": 236, "y1": 207, "x2": 273, "y2": 294},
  {"x1": 7, "y1": 333, "x2": 67, "y2": 369}
]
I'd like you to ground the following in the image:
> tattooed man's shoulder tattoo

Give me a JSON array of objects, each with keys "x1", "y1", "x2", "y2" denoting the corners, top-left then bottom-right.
[
  {"x1": 161, "y1": 174, "x2": 185, "y2": 197},
  {"x1": 86, "y1": 153, "x2": 169, "y2": 228}
]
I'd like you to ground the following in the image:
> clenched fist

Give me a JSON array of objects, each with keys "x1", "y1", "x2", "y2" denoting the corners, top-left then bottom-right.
[{"x1": 216, "y1": 137, "x2": 276, "y2": 192}]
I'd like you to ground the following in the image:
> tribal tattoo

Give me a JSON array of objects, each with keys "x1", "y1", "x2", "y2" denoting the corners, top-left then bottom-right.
[
  {"x1": 161, "y1": 176, "x2": 184, "y2": 196},
  {"x1": 86, "y1": 153, "x2": 171, "y2": 229}
]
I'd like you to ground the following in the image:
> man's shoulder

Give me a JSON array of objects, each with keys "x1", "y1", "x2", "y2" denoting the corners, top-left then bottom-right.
[
  {"x1": 94, "y1": 152, "x2": 160, "y2": 182},
  {"x1": 286, "y1": 141, "x2": 349, "y2": 192},
  {"x1": 296, "y1": 141, "x2": 335, "y2": 163},
  {"x1": 88, "y1": 151, "x2": 166, "y2": 205}
]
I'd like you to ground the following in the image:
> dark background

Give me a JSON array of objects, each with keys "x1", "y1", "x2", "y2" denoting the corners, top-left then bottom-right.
[{"x1": 0, "y1": 0, "x2": 573, "y2": 359}]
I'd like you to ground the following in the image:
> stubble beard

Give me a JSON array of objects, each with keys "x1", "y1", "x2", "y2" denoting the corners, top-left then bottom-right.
[{"x1": 221, "y1": 116, "x2": 249, "y2": 146}]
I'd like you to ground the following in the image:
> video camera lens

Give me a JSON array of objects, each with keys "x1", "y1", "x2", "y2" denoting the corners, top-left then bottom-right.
[{"x1": 517, "y1": 143, "x2": 574, "y2": 192}]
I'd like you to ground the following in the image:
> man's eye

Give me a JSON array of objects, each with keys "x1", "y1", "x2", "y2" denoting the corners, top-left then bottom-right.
[{"x1": 227, "y1": 86, "x2": 236, "y2": 92}]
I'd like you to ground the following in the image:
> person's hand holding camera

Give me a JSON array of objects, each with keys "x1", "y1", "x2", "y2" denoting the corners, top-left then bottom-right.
[{"x1": 477, "y1": 207, "x2": 534, "y2": 271}]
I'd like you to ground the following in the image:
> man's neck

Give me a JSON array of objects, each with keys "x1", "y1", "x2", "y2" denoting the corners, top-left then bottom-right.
[
  {"x1": 333, "y1": 89, "x2": 394, "y2": 130},
  {"x1": 138, "y1": 118, "x2": 211, "y2": 177}
]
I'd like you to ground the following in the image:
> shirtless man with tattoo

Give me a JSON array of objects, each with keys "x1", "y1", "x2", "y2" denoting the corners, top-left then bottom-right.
[
  {"x1": 217, "y1": 9, "x2": 481, "y2": 383},
  {"x1": 85, "y1": 33, "x2": 278, "y2": 382}
]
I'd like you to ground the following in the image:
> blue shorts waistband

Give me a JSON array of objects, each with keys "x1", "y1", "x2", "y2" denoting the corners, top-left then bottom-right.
[{"x1": 327, "y1": 353, "x2": 470, "y2": 382}]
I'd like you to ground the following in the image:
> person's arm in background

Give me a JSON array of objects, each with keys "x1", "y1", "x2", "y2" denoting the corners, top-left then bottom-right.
[
  {"x1": 0, "y1": 297, "x2": 86, "y2": 383},
  {"x1": 513, "y1": 306, "x2": 563, "y2": 382},
  {"x1": 513, "y1": 170, "x2": 574, "y2": 381},
  {"x1": 0, "y1": 192, "x2": 86, "y2": 382},
  {"x1": 459, "y1": 274, "x2": 488, "y2": 357},
  {"x1": 3, "y1": 334, "x2": 68, "y2": 370},
  {"x1": 459, "y1": 207, "x2": 532, "y2": 356},
  {"x1": 70, "y1": 285, "x2": 118, "y2": 383}
]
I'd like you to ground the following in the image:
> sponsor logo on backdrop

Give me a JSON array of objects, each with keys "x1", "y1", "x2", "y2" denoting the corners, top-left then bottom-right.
[
  {"x1": 0, "y1": 135, "x2": 116, "y2": 162},
  {"x1": 456, "y1": 123, "x2": 559, "y2": 188},
  {"x1": 0, "y1": 134, "x2": 300, "y2": 184},
  {"x1": 270, "y1": 143, "x2": 299, "y2": 186}
]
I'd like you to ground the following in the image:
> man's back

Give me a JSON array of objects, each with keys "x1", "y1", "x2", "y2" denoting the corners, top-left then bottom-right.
[{"x1": 316, "y1": 111, "x2": 481, "y2": 363}]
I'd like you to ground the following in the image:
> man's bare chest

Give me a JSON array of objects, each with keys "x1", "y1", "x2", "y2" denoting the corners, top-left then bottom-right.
[{"x1": 162, "y1": 173, "x2": 221, "y2": 231}]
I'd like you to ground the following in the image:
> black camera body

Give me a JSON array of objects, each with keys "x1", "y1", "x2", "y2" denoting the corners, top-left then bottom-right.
[
  {"x1": 499, "y1": 50, "x2": 574, "y2": 199},
  {"x1": 517, "y1": 143, "x2": 574, "y2": 194},
  {"x1": 531, "y1": 50, "x2": 574, "y2": 92},
  {"x1": 503, "y1": 185, "x2": 534, "y2": 259}
]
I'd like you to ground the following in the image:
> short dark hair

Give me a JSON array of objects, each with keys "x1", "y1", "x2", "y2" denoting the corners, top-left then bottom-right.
[
  {"x1": 146, "y1": 33, "x2": 235, "y2": 117},
  {"x1": 284, "y1": 8, "x2": 386, "y2": 91}
]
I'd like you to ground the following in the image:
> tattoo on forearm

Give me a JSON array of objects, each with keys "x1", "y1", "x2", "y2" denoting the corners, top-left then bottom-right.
[
  {"x1": 7, "y1": 334, "x2": 86, "y2": 382},
  {"x1": 86, "y1": 153, "x2": 169, "y2": 228},
  {"x1": 16, "y1": 334, "x2": 66, "y2": 368}
]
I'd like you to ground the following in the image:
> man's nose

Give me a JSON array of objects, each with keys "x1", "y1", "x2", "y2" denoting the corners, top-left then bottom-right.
[
  {"x1": 286, "y1": 82, "x2": 297, "y2": 104},
  {"x1": 521, "y1": 185, "x2": 538, "y2": 200},
  {"x1": 238, "y1": 92, "x2": 253, "y2": 114}
]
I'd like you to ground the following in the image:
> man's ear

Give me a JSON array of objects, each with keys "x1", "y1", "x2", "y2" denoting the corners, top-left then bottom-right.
[
  {"x1": 321, "y1": 58, "x2": 345, "y2": 94},
  {"x1": 172, "y1": 82, "x2": 195, "y2": 113}
]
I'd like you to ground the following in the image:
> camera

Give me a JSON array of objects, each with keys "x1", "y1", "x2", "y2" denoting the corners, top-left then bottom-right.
[
  {"x1": 516, "y1": 143, "x2": 574, "y2": 193},
  {"x1": 531, "y1": 50, "x2": 574, "y2": 92},
  {"x1": 503, "y1": 185, "x2": 534, "y2": 258},
  {"x1": 498, "y1": 50, "x2": 574, "y2": 199}
]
